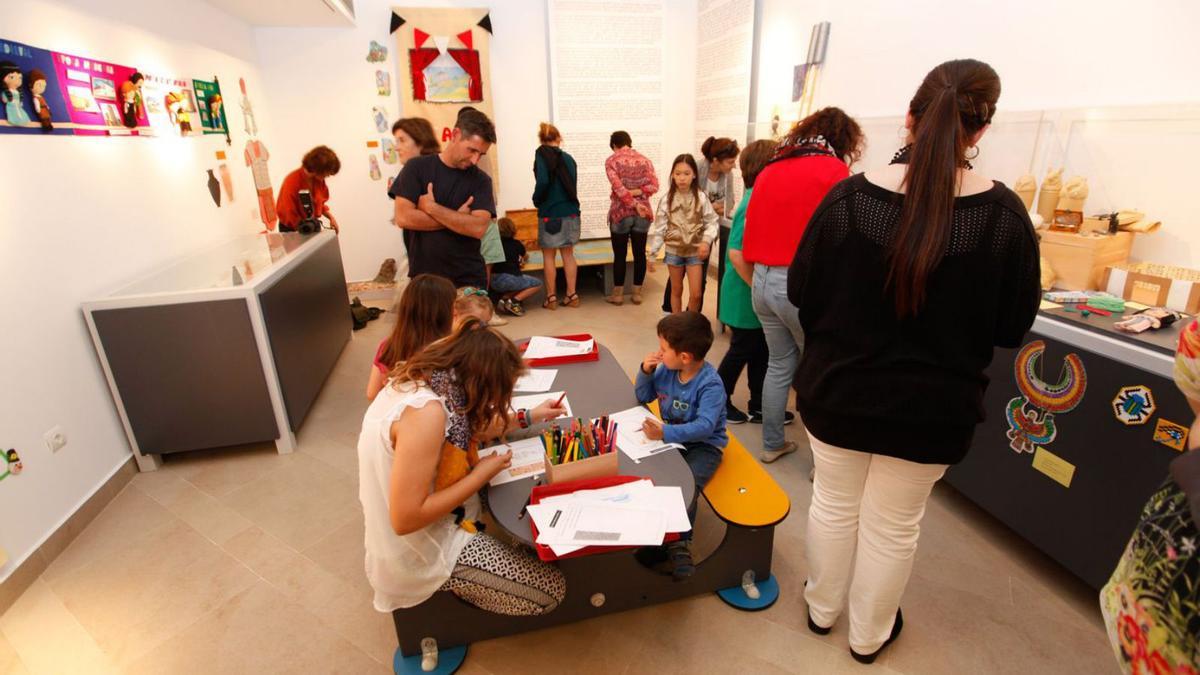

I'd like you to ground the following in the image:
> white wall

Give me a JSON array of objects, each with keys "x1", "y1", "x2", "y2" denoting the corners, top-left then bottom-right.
[
  {"x1": 256, "y1": 0, "x2": 698, "y2": 283},
  {"x1": 0, "y1": 0, "x2": 278, "y2": 580},
  {"x1": 754, "y1": 0, "x2": 1200, "y2": 268}
]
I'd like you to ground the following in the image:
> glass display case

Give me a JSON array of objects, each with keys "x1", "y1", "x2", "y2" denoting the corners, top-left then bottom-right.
[{"x1": 82, "y1": 231, "x2": 350, "y2": 471}]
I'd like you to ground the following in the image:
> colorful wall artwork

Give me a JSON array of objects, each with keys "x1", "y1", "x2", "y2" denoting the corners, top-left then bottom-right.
[
  {"x1": 0, "y1": 39, "x2": 72, "y2": 134},
  {"x1": 50, "y1": 50, "x2": 148, "y2": 136},
  {"x1": 193, "y1": 77, "x2": 226, "y2": 137}
]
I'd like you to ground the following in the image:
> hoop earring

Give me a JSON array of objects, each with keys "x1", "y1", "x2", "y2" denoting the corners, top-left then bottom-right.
[{"x1": 965, "y1": 145, "x2": 980, "y2": 160}]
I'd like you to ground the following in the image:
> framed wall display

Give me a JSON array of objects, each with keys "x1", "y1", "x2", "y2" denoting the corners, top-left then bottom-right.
[
  {"x1": 0, "y1": 38, "x2": 76, "y2": 135},
  {"x1": 49, "y1": 50, "x2": 147, "y2": 135},
  {"x1": 192, "y1": 77, "x2": 226, "y2": 136}
]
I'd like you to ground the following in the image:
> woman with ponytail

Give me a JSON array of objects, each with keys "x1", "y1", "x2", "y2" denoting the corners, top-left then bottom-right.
[
  {"x1": 532, "y1": 122, "x2": 581, "y2": 309},
  {"x1": 786, "y1": 60, "x2": 1040, "y2": 663}
]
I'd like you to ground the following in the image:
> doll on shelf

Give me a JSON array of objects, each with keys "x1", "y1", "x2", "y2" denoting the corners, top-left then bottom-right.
[
  {"x1": 0, "y1": 60, "x2": 32, "y2": 126},
  {"x1": 119, "y1": 81, "x2": 139, "y2": 128},
  {"x1": 165, "y1": 91, "x2": 192, "y2": 135},
  {"x1": 208, "y1": 93, "x2": 224, "y2": 129},
  {"x1": 26, "y1": 68, "x2": 53, "y2": 132}
]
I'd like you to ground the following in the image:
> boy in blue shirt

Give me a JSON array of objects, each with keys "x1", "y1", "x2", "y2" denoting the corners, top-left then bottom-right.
[{"x1": 635, "y1": 311, "x2": 728, "y2": 579}]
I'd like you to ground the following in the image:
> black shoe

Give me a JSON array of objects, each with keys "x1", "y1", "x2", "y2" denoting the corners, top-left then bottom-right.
[
  {"x1": 803, "y1": 581, "x2": 832, "y2": 635},
  {"x1": 748, "y1": 410, "x2": 795, "y2": 425},
  {"x1": 726, "y1": 407, "x2": 749, "y2": 424},
  {"x1": 850, "y1": 609, "x2": 903, "y2": 664},
  {"x1": 667, "y1": 540, "x2": 695, "y2": 580},
  {"x1": 808, "y1": 614, "x2": 832, "y2": 636}
]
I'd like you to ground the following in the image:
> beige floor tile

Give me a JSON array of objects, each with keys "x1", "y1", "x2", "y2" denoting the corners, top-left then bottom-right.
[
  {"x1": 222, "y1": 526, "x2": 396, "y2": 665},
  {"x1": 126, "y1": 581, "x2": 384, "y2": 675},
  {"x1": 47, "y1": 519, "x2": 258, "y2": 666},
  {"x1": 301, "y1": 514, "x2": 370, "y2": 591},
  {"x1": 164, "y1": 442, "x2": 290, "y2": 499},
  {"x1": 131, "y1": 470, "x2": 253, "y2": 545},
  {"x1": 40, "y1": 486, "x2": 175, "y2": 584},
  {"x1": 220, "y1": 451, "x2": 359, "y2": 552},
  {"x1": 0, "y1": 631, "x2": 29, "y2": 675},
  {"x1": 296, "y1": 425, "x2": 360, "y2": 479},
  {"x1": 0, "y1": 580, "x2": 116, "y2": 674}
]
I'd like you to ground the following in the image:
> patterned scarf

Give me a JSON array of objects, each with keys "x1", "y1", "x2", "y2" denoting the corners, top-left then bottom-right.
[
  {"x1": 428, "y1": 368, "x2": 471, "y2": 450},
  {"x1": 767, "y1": 134, "x2": 837, "y2": 167}
]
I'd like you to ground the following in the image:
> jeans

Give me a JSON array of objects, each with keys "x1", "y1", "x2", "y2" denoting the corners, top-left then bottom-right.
[
  {"x1": 490, "y1": 272, "x2": 542, "y2": 293},
  {"x1": 680, "y1": 441, "x2": 723, "y2": 540},
  {"x1": 751, "y1": 265, "x2": 804, "y2": 450},
  {"x1": 663, "y1": 253, "x2": 705, "y2": 266},
  {"x1": 804, "y1": 433, "x2": 947, "y2": 653},
  {"x1": 610, "y1": 217, "x2": 650, "y2": 286},
  {"x1": 716, "y1": 326, "x2": 768, "y2": 413}
]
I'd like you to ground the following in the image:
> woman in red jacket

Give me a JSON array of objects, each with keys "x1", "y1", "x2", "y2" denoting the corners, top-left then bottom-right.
[
  {"x1": 742, "y1": 108, "x2": 863, "y2": 464},
  {"x1": 277, "y1": 145, "x2": 341, "y2": 233}
]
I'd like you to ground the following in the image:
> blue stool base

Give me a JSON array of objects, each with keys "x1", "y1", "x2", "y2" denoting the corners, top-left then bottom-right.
[
  {"x1": 394, "y1": 644, "x2": 467, "y2": 675},
  {"x1": 717, "y1": 574, "x2": 779, "y2": 611}
]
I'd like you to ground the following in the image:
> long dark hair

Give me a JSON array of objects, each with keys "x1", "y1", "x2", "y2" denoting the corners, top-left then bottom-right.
[
  {"x1": 666, "y1": 153, "x2": 701, "y2": 213},
  {"x1": 700, "y1": 136, "x2": 739, "y2": 163},
  {"x1": 381, "y1": 274, "x2": 456, "y2": 368},
  {"x1": 889, "y1": 59, "x2": 999, "y2": 317},
  {"x1": 395, "y1": 317, "x2": 526, "y2": 434},
  {"x1": 0, "y1": 61, "x2": 20, "y2": 103}
]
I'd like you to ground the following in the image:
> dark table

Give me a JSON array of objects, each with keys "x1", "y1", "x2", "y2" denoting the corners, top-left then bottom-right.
[{"x1": 487, "y1": 344, "x2": 694, "y2": 544}]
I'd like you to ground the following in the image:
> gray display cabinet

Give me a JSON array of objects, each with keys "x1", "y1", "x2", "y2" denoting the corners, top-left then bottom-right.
[{"x1": 82, "y1": 231, "x2": 350, "y2": 471}]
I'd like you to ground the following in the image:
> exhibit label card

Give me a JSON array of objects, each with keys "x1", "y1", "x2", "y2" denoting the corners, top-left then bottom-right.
[{"x1": 1032, "y1": 446, "x2": 1076, "y2": 488}]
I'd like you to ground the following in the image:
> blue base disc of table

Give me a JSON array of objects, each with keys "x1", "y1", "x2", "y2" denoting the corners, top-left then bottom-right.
[
  {"x1": 716, "y1": 574, "x2": 779, "y2": 611},
  {"x1": 394, "y1": 644, "x2": 467, "y2": 675}
]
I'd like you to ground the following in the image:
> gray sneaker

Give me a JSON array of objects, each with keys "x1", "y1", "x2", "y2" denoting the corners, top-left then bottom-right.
[{"x1": 760, "y1": 440, "x2": 798, "y2": 464}]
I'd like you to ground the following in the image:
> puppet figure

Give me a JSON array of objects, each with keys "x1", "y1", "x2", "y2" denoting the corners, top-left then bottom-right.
[
  {"x1": 208, "y1": 93, "x2": 224, "y2": 129},
  {"x1": 27, "y1": 68, "x2": 53, "y2": 132},
  {"x1": 0, "y1": 449, "x2": 22, "y2": 481},
  {"x1": 239, "y1": 77, "x2": 257, "y2": 137},
  {"x1": 128, "y1": 72, "x2": 144, "y2": 118},
  {"x1": 120, "y1": 81, "x2": 139, "y2": 128},
  {"x1": 166, "y1": 91, "x2": 192, "y2": 135},
  {"x1": 1, "y1": 61, "x2": 31, "y2": 126}
]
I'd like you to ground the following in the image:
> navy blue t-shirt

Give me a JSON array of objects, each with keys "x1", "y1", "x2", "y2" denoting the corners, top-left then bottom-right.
[{"x1": 389, "y1": 154, "x2": 496, "y2": 288}]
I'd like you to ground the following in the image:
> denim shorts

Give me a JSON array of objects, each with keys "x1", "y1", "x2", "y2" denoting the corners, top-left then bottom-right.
[
  {"x1": 664, "y1": 253, "x2": 706, "y2": 266},
  {"x1": 538, "y1": 215, "x2": 581, "y2": 249},
  {"x1": 490, "y1": 272, "x2": 542, "y2": 293},
  {"x1": 610, "y1": 216, "x2": 651, "y2": 236}
]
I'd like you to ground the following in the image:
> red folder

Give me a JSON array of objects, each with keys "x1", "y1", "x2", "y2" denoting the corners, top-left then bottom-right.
[
  {"x1": 528, "y1": 474, "x2": 682, "y2": 561},
  {"x1": 520, "y1": 333, "x2": 600, "y2": 367}
]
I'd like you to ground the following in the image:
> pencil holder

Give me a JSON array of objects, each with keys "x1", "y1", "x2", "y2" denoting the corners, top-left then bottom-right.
[{"x1": 546, "y1": 451, "x2": 617, "y2": 484}]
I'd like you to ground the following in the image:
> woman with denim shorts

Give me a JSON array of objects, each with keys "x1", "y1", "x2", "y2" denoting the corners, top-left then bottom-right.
[{"x1": 532, "y1": 122, "x2": 581, "y2": 310}]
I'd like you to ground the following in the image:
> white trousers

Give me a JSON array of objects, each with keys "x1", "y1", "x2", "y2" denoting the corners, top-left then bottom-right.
[{"x1": 804, "y1": 433, "x2": 948, "y2": 653}]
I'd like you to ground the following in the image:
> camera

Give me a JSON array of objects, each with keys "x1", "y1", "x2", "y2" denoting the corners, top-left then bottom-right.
[{"x1": 296, "y1": 189, "x2": 323, "y2": 235}]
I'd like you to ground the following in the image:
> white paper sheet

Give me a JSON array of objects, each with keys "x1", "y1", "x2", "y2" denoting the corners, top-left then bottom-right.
[
  {"x1": 475, "y1": 437, "x2": 547, "y2": 486},
  {"x1": 608, "y1": 406, "x2": 683, "y2": 462},
  {"x1": 540, "y1": 479, "x2": 691, "y2": 533},
  {"x1": 514, "y1": 369, "x2": 558, "y2": 392},
  {"x1": 523, "y1": 336, "x2": 594, "y2": 360},
  {"x1": 528, "y1": 502, "x2": 666, "y2": 547},
  {"x1": 510, "y1": 392, "x2": 573, "y2": 421}
]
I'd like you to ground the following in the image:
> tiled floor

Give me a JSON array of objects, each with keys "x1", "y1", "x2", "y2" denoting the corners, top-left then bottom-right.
[{"x1": 0, "y1": 267, "x2": 1118, "y2": 674}]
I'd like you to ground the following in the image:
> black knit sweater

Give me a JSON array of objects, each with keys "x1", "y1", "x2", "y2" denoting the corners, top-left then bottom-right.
[{"x1": 788, "y1": 173, "x2": 1041, "y2": 465}]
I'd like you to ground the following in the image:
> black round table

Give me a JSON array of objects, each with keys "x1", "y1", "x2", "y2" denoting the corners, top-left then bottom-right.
[{"x1": 487, "y1": 344, "x2": 694, "y2": 546}]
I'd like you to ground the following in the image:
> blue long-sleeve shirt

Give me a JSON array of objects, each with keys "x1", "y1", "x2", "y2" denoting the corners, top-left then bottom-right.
[{"x1": 634, "y1": 362, "x2": 728, "y2": 448}]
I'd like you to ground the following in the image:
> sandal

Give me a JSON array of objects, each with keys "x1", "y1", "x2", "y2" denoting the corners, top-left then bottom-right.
[
  {"x1": 565, "y1": 293, "x2": 581, "y2": 308},
  {"x1": 543, "y1": 294, "x2": 558, "y2": 311}
]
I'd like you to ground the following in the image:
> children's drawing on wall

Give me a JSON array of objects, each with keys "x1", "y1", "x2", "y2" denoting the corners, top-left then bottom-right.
[
  {"x1": 366, "y1": 40, "x2": 388, "y2": 63},
  {"x1": 376, "y1": 70, "x2": 391, "y2": 96},
  {"x1": 239, "y1": 77, "x2": 257, "y2": 137},
  {"x1": 373, "y1": 105, "x2": 388, "y2": 133},
  {"x1": 381, "y1": 137, "x2": 398, "y2": 164},
  {"x1": 245, "y1": 138, "x2": 276, "y2": 230},
  {"x1": 369, "y1": 154, "x2": 382, "y2": 181}
]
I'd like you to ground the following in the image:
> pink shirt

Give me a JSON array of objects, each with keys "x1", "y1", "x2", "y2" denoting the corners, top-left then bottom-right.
[{"x1": 605, "y1": 147, "x2": 659, "y2": 224}]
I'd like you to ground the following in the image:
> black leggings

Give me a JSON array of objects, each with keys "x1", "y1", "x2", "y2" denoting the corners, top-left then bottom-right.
[{"x1": 611, "y1": 230, "x2": 648, "y2": 287}]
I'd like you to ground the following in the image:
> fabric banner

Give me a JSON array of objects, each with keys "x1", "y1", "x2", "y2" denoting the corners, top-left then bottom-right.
[
  {"x1": 49, "y1": 50, "x2": 148, "y2": 136},
  {"x1": 192, "y1": 78, "x2": 227, "y2": 136},
  {"x1": 392, "y1": 7, "x2": 498, "y2": 197},
  {"x1": 0, "y1": 39, "x2": 73, "y2": 135}
]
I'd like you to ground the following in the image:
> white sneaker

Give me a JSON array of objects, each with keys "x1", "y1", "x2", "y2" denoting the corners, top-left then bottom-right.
[{"x1": 759, "y1": 440, "x2": 798, "y2": 464}]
